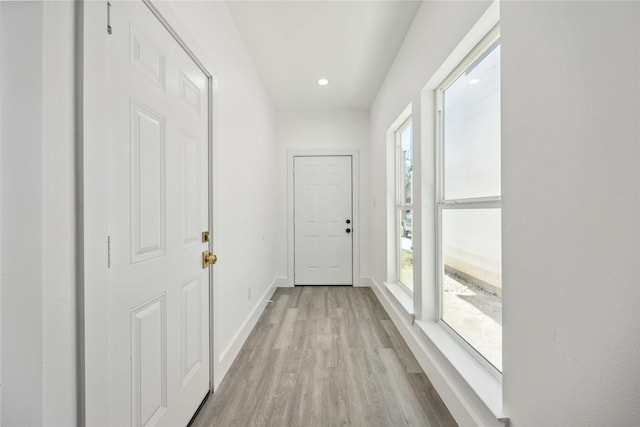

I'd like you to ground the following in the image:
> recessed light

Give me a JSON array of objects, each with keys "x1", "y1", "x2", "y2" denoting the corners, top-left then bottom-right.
[
  {"x1": 469, "y1": 78, "x2": 480, "y2": 85},
  {"x1": 317, "y1": 78, "x2": 329, "y2": 86}
]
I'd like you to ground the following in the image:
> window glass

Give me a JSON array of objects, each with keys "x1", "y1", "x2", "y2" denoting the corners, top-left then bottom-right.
[
  {"x1": 441, "y1": 208, "x2": 502, "y2": 370},
  {"x1": 398, "y1": 209, "x2": 413, "y2": 290},
  {"x1": 443, "y1": 42, "x2": 501, "y2": 200},
  {"x1": 396, "y1": 120, "x2": 413, "y2": 293},
  {"x1": 399, "y1": 125, "x2": 413, "y2": 205},
  {"x1": 437, "y1": 34, "x2": 502, "y2": 373}
]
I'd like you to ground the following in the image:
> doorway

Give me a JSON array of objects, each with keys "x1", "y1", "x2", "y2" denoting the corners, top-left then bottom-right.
[
  {"x1": 82, "y1": 1, "x2": 215, "y2": 425},
  {"x1": 293, "y1": 155, "x2": 353, "y2": 285}
]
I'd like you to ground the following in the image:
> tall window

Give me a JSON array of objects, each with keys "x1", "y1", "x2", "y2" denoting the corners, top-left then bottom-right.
[
  {"x1": 436, "y1": 31, "x2": 502, "y2": 372},
  {"x1": 396, "y1": 119, "x2": 413, "y2": 291}
]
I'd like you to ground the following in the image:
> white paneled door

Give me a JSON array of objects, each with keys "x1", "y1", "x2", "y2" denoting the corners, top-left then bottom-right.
[
  {"x1": 294, "y1": 156, "x2": 353, "y2": 285},
  {"x1": 107, "y1": 2, "x2": 210, "y2": 426}
]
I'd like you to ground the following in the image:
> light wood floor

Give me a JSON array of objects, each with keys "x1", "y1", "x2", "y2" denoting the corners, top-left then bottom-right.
[{"x1": 191, "y1": 286, "x2": 457, "y2": 427}]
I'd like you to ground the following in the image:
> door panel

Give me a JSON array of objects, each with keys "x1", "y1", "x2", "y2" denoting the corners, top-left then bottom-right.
[
  {"x1": 180, "y1": 275, "x2": 203, "y2": 386},
  {"x1": 130, "y1": 101, "x2": 166, "y2": 262},
  {"x1": 294, "y1": 156, "x2": 352, "y2": 285},
  {"x1": 107, "y1": 2, "x2": 210, "y2": 426},
  {"x1": 181, "y1": 134, "x2": 201, "y2": 248},
  {"x1": 131, "y1": 294, "x2": 167, "y2": 427}
]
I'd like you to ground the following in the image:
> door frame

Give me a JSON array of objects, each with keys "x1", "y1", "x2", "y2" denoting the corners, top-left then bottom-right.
[
  {"x1": 79, "y1": 1, "x2": 218, "y2": 424},
  {"x1": 287, "y1": 149, "x2": 361, "y2": 287}
]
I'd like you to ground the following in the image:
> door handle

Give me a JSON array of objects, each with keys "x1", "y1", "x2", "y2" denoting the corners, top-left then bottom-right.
[{"x1": 202, "y1": 251, "x2": 217, "y2": 268}]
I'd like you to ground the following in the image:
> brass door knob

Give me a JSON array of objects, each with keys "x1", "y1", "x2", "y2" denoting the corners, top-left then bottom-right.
[{"x1": 202, "y1": 251, "x2": 218, "y2": 268}]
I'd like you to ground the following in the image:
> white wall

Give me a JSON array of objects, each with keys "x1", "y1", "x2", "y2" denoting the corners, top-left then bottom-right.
[
  {"x1": 1, "y1": 2, "x2": 78, "y2": 425},
  {"x1": 0, "y1": 4, "x2": 3, "y2": 422},
  {"x1": 159, "y1": 1, "x2": 279, "y2": 387},
  {"x1": 275, "y1": 109, "x2": 371, "y2": 283},
  {"x1": 369, "y1": 0, "x2": 640, "y2": 425},
  {"x1": 501, "y1": 1, "x2": 640, "y2": 425},
  {"x1": 0, "y1": 2, "x2": 45, "y2": 425},
  {"x1": 42, "y1": 2, "x2": 77, "y2": 424}
]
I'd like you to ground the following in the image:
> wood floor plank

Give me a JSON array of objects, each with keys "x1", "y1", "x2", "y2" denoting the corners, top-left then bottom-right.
[
  {"x1": 380, "y1": 319, "x2": 423, "y2": 374},
  {"x1": 191, "y1": 286, "x2": 457, "y2": 427}
]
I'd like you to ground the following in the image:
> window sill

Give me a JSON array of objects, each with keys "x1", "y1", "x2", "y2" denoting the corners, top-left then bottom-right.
[
  {"x1": 383, "y1": 281, "x2": 414, "y2": 315},
  {"x1": 415, "y1": 319, "x2": 507, "y2": 422}
]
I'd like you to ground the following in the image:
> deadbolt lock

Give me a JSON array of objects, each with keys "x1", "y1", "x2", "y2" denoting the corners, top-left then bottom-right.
[
  {"x1": 202, "y1": 251, "x2": 217, "y2": 269},
  {"x1": 202, "y1": 231, "x2": 210, "y2": 243}
]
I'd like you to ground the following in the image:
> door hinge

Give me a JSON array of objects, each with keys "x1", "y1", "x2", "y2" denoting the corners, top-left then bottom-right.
[
  {"x1": 107, "y1": 2, "x2": 112, "y2": 35},
  {"x1": 107, "y1": 235, "x2": 111, "y2": 268}
]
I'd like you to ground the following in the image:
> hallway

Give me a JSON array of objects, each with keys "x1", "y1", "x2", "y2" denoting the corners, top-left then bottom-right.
[
  {"x1": 2, "y1": 1, "x2": 638, "y2": 425},
  {"x1": 192, "y1": 287, "x2": 456, "y2": 426}
]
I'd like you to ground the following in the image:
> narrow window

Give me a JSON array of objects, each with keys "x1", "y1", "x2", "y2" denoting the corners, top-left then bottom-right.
[
  {"x1": 396, "y1": 119, "x2": 413, "y2": 291},
  {"x1": 436, "y1": 33, "x2": 502, "y2": 372}
]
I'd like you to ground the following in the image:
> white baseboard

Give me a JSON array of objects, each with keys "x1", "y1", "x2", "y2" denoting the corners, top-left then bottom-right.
[
  {"x1": 274, "y1": 276, "x2": 291, "y2": 287},
  {"x1": 369, "y1": 278, "x2": 504, "y2": 427},
  {"x1": 214, "y1": 278, "x2": 278, "y2": 389},
  {"x1": 275, "y1": 276, "x2": 370, "y2": 287},
  {"x1": 356, "y1": 276, "x2": 373, "y2": 287}
]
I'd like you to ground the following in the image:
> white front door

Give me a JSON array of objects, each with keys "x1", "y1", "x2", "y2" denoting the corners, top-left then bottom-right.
[
  {"x1": 107, "y1": 2, "x2": 210, "y2": 426},
  {"x1": 294, "y1": 156, "x2": 353, "y2": 285}
]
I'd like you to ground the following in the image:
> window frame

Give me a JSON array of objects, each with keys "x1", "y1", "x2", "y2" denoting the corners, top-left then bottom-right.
[
  {"x1": 395, "y1": 117, "x2": 414, "y2": 293},
  {"x1": 434, "y1": 25, "x2": 502, "y2": 377}
]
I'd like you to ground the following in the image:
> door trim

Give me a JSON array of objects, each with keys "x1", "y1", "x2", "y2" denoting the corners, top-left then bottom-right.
[
  {"x1": 79, "y1": 1, "x2": 218, "y2": 425},
  {"x1": 287, "y1": 149, "x2": 360, "y2": 287}
]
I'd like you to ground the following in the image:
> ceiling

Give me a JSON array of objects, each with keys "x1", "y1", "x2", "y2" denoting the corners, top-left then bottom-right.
[{"x1": 225, "y1": 1, "x2": 422, "y2": 110}]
